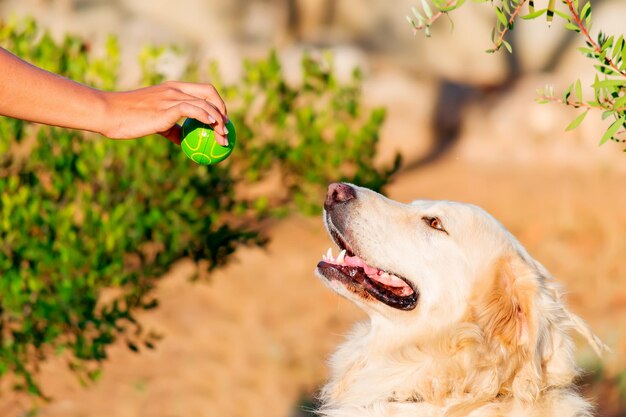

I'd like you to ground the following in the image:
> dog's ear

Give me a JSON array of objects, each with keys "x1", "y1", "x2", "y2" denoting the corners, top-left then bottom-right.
[
  {"x1": 470, "y1": 253, "x2": 545, "y2": 402},
  {"x1": 473, "y1": 253, "x2": 607, "y2": 403},
  {"x1": 475, "y1": 253, "x2": 539, "y2": 350}
]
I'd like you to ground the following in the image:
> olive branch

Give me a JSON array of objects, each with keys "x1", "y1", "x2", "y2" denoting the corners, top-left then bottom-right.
[{"x1": 407, "y1": 0, "x2": 626, "y2": 148}]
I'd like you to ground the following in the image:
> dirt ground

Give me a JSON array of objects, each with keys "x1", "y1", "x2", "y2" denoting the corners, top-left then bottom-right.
[{"x1": 1, "y1": 155, "x2": 625, "y2": 417}]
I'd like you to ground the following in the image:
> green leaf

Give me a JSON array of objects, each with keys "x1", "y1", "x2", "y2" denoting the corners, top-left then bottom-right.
[
  {"x1": 417, "y1": 13, "x2": 427, "y2": 26},
  {"x1": 601, "y1": 35, "x2": 614, "y2": 51},
  {"x1": 502, "y1": 39, "x2": 513, "y2": 53},
  {"x1": 563, "y1": 83, "x2": 573, "y2": 102},
  {"x1": 520, "y1": 8, "x2": 547, "y2": 20},
  {"x1": 614, "y1": 94, "x2": 626, "y2": 110},
  {"x1": 592, "y1": 79, "x2": 626, "y2": 89},
  {"x1": 580, "y1": 1, "x2": 592, "y2": 26},
  {"x1": 495, "y1": 7, "x2": 508, "y2": 26},
  {"x1": 412, "y1": 6, "x2": 423, "y2": 20},
  {"x1": 565, "y1": 22, "x2": 581, "y2": 32},
  {"x1": 421, "y1": 0, "x2": 433, "y2": 19},
  {"x1": 612, "y1": 35, "x2": 624, "y2": 60},
  {"x1": 574, "y1": 79, "x2": 583, "y2": 103},
  {"x1": 600, "y1": 116, "x2": 626, "y2": 145},
  {"x1": 439, "y1": 0, "x2": 466, "y2": 12},
  {"x1": 553, "y1": 9, "x2": 572, "y2": 22},
  {"x1": 593, "y1": 74, "x2": 601, "y2": 101},
  {"x1": 566, "y1": 109, "x2": 589, "y2": 131},
  {"x1": 502, "y1": 0, "x2": 510, "y2": 15},
  {"x1": 577, "y1": 46, "x2": 595, "y2": 56}
]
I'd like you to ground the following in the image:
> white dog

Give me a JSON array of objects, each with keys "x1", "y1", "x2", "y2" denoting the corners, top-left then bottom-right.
[{"x1": 316, "y1": 183, "x2": 606, "y2": 417}]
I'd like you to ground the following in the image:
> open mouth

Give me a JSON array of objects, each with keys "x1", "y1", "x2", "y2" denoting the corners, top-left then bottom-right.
[{"x1": 317, "y1": 229, "x2": 418, "y2": 311}]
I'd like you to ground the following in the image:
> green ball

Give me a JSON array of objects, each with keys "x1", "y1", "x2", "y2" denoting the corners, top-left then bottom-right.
[{"x1": 180, "y1": 118, "x2": 236, "y2": 165}]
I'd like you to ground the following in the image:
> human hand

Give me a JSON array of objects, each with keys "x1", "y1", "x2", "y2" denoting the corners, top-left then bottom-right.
[{"x1": 99, "y1": 81, "x2": 229, "y2": 146}]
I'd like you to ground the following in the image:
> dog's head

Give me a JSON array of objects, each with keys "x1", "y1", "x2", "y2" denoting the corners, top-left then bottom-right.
[
  {"x1": 317, "y1": 183, "x2": 523, "y2": 328},
  {"x1": 316, "y1": 183, "x2": 605, "y2": 393}
]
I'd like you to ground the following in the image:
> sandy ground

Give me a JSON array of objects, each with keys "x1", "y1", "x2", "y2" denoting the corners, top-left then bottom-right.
[{"x1": 1, "y1": 152, "x2": 625, "y2": 417}]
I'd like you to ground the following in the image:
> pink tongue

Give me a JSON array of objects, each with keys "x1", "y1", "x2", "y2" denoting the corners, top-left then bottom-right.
[
  {"x1": 344, "y1": 256, "x2": 365, "y2": 268},
  {"x1": 344, "y1": 254, "x2": 412, "y2": 292},
  {"x1": 364, "y1": 265, "x2": 379, "y2": 275},
  {"x1": 371, "y1": 274, "x2": 414, "y2": 296}
]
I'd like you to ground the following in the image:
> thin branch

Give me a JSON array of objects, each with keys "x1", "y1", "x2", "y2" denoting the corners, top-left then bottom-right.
[
  {"x1": 562, "y1": 0, "x2": 626, "y2": 77},
  {"x1": 493, "y1": 0, "x2": 528, "y2": 50},
  {"x1": 537, "y1": 94, "x2": 626, "y2": 112},
  {"x1": 410, "y1": 0, "x2": 459, "y2": 32}
]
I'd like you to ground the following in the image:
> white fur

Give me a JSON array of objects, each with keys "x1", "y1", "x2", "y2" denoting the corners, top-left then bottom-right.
[{"x1": 317, "y1": 185, "x2": 606, "y2": 417}]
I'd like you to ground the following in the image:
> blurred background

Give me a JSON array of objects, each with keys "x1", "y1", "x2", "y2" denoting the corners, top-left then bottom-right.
[{"x1": 0, "y1": 0, "x2": 625, "y2": 416}]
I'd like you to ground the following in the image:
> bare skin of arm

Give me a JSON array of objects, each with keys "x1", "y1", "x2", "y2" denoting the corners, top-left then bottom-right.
[{"x1": 0, "y1": 47, "x2": 229, "y2": 145}]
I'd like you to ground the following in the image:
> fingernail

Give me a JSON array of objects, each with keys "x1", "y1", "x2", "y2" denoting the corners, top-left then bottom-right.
[
  {"x1": 223, "y1": 127, "x2": 229, "y2": 135},
  {"x1": 208, "y1": 116, "x2": 217, "y2": 124}
]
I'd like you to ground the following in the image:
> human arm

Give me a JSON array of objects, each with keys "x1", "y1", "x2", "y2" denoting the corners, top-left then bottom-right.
[{"x1": 0, "y1": 47, "x2": 228, "y2": 145}]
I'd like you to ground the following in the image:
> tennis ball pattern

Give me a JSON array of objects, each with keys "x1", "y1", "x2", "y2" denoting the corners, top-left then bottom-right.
[{"x1": 181, "y1": 118, "x2": 236, "y2": 165}]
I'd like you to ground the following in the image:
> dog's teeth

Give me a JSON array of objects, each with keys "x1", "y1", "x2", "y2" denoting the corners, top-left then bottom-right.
[
  {"x1": 336, "y1": 249, "x2": 346, "y2": 264},
  {"x1": 326, "y1": 248, "x2": 333, "y2": 262}
]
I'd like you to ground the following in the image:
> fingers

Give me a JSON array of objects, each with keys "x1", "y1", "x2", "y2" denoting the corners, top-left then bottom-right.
[
  {"x1": 163, "y1": 82, "x2": 229, "y2": 143},
  {"x1": 180, "y1": 98, "x2": 226, "y2": 134},
  {"x1": 165, "y1": 102, "x2": 229, "y2": 146},
  {"x1": 179, "y1": 99, "x2": 228, "y2": 145},
  {"x1": 154, "y1": 82, "x2": 230, "y2": 147},
  {"x1": 167, "y1": 81, "x2": 227, "y2": 120}
]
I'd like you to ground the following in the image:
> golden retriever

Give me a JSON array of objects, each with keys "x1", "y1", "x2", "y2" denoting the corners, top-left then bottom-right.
[{"x1": 315, "y1": 183, "x2": 606, "y2": 417}]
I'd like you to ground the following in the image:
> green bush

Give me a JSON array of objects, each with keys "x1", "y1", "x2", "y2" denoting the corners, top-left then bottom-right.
[{"x1": 0, "y1": 18, "x2": 399, "y2": 396}]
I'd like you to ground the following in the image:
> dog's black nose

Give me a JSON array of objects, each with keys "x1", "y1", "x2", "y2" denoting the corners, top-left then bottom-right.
[{"x1": 325, "y1": 183, "x2": 356, "y2": 210}]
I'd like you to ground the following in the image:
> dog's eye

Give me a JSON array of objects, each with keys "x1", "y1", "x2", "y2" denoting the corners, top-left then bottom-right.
[{"x1": 423, "y1": 217, "x2": 447, "y2": 233}]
